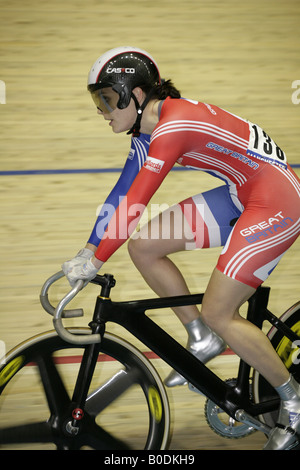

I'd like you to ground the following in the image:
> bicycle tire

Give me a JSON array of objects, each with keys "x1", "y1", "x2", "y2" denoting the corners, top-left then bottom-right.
[
  {"x1": 0, "y1": 328, "x2": 170, "y2": 450},
  {"x1": 253, "y1": 301, "x2": 300, "y2": 429}
]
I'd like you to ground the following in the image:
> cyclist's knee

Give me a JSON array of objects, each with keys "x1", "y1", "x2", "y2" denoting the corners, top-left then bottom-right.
[
  {"x1": 200, "y1": 268, "x2": 255, "y2": 332},
  {"x1": 128, "y1": 236, "x2": 141, "y2": 260},
  {"x1": 201, "y1": 300, "x2": 235, "y2": 334},
  {"x1": 128, "y1": 236, "x2": 152, "y2": 263}
]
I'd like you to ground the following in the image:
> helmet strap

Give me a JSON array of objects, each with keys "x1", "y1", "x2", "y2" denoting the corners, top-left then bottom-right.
[{"x1": 127, "y1": 88, "x2": 156, "y2": 137}]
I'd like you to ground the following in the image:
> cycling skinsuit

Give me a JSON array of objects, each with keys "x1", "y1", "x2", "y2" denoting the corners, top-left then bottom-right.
[{"x1": 89, "y1": 97, "x2": 300, "y2": 288}]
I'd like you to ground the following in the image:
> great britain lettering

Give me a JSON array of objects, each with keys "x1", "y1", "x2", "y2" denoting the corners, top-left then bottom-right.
[{"x1": 206, "y1": 142, "x2": 259, "y2": 170}]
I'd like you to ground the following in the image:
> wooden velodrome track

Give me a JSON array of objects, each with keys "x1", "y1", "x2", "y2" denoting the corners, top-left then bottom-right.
[{"x1": 0, "y1": 0, "x2": 299, "y2": 450}]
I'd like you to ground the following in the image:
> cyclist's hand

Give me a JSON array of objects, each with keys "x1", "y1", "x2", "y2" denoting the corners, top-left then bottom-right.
[
  {"x1": 68, "y1": 248, "x2": 95, "y2": 265},
  {"x1": 62, "y1": 249, "x2": 100, "y2": 287}
]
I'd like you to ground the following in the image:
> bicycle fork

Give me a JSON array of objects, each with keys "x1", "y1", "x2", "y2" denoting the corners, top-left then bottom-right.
[
  {"x1": 66, "y1": 339, "x2": 103, "y2": 435},
  {"x1": 65, "y1": 278, "x2": 114, "y2": 435}
]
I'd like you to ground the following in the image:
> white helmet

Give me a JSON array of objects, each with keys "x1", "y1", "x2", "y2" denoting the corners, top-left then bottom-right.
[{"x1": 87, "y1": 46, "x2": 162, "y2": 135}]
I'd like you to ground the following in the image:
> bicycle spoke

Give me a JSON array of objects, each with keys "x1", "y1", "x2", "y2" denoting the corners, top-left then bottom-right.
[
  {"x1": 0, "y1": 421, "x2": 52, "y2": 445},
  {"x1": 81, "y1": 424, "x2": 130, "y2": 450},
  {"x1": 85, "y1": 427, "x2": 131, "y2": 450},
  {"x1": 85, "y1": 368, "x2": 140, "y2": 416},
  {"x1": 36, "y1": 353, "x2": 70, "y2": 416}
]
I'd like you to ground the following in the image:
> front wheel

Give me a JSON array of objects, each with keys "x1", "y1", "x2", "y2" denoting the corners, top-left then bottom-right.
[{"x1": 0, "y1": 328, "x2": 170, "y2": 450}]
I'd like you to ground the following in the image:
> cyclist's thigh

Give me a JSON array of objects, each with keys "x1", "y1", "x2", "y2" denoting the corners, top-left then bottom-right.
[
  {"x1": 178, "y1": 185, "x2": 242, "y2": 249},
  {"x1": 134, "y1": 185, "x2": 241, "y2": 255}
]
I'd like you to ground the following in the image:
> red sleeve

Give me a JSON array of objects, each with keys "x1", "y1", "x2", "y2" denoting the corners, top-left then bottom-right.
[{"x1": 94, "y1": 149, "x2": 177, "y2": 261}]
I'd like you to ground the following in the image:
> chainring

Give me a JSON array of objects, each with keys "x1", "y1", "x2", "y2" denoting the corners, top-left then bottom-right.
[{"x1": 204, "y1": 378, "x2": 256, "y2": 439}]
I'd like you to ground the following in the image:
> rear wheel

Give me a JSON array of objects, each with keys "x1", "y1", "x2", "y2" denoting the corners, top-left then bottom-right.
[{"x1": 253, "y1": 302, "x2": 300, "y2": 428}]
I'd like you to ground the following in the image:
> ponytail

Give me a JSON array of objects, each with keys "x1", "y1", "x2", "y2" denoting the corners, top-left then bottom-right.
[{"x1": 141, "y1": 79, "x2": 181, "y2": 100}]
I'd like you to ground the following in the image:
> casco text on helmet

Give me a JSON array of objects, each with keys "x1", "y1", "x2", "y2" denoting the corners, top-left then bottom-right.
[{"x1": 87, "y1": 46, "x2": 161, "y2": 110}]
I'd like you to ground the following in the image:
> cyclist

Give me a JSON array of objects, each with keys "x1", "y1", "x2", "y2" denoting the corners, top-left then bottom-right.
[{"x1": 62, "y1": 46, "x2": 300, "y2": 450}]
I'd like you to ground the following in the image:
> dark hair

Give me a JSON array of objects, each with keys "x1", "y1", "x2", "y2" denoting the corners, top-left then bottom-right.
[{"x1": 141, "y1": 79, "x2": 181, "y2": 100}]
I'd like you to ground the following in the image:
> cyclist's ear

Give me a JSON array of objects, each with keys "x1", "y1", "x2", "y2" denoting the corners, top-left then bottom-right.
[{"x1": 131, "y1": 87, "x2": 145, "y2": 106}]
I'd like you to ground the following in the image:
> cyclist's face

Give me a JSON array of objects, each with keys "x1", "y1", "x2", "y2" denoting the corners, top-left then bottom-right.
[{"x1": 91, "y1": 87, "x2": 138, "y2": 134}]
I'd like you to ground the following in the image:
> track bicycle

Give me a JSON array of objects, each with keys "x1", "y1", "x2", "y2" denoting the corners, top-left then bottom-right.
[{"x1": 0, "y1": 271, "x2": 299, "y2": 450}]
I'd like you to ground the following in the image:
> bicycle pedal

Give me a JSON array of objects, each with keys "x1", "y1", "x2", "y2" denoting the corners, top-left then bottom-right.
[{"x1": 188, "y1": 382, "x2": 205, "y2": 396}]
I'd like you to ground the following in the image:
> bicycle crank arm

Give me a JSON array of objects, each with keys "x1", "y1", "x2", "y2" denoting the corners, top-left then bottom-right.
[{"x1": 235, "y1": 409, "x2": 272, "y2": 436}]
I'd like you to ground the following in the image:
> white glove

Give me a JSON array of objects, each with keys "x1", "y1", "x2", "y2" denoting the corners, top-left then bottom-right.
[
  {"x1": 62, "y1": 248, "x2": 99, "y2": 287},
  {"x1": 67, "y1": 248, "x2": 95, "y2": 264}
]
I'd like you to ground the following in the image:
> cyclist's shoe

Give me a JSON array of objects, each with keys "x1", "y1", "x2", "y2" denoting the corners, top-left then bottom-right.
[
  {"x1": 263, "y1": 375, "x2": 300, "y2": 450},
  {"x1": 164, "y1": 317, "x2": 226, "y2": 387}
]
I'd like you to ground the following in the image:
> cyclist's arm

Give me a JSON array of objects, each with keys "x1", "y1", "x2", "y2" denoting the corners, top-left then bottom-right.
[
  {"x1": 94, "y1": 146, "x2": 180, "y2": 263},
  {"x1": 86, "y1": 134, "x2": 150, "y2": 250}
]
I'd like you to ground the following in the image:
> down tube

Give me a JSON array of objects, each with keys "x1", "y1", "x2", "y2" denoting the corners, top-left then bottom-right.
[{"x1": 109, "y1": 304, "x2": 243, "y2": 418}]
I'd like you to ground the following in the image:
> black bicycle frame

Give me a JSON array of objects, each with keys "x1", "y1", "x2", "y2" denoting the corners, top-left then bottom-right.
[{"x1": 79, "y1": 274, "x2": 299, "y2": 422}]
